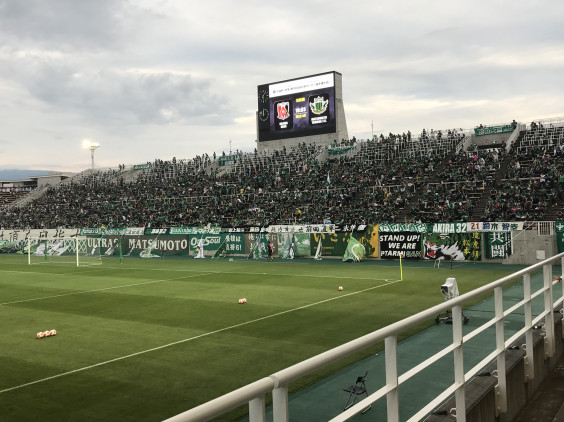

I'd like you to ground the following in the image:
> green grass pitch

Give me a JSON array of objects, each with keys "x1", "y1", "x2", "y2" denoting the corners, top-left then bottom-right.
[{"x1": 0, "y1": 255, "x2": 516, "y2": 422}]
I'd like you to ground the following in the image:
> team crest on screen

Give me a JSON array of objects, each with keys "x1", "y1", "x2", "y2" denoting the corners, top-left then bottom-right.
[
  {"x1": 277, "y1": 102, "x2": 290, "y2": 120},
  {"x1": 309, "y1": 96, "x2": 329, "y2": 115}
]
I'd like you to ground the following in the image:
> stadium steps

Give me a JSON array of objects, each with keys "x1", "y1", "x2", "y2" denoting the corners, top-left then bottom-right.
[
  {"x1": 7, "y1": 165, "x2": 97, "y2": 209},
  {"x1": 471, "y1": 155, "x2": 512, "y2": 218},
  {"x1": 6, "y1": 185, "x2": 49, "y2": 210},
  {"x1": 393, "y1": 154, "x2": 453, "y2": 221},
  {"x1": 544, "y1": 202, "x2": 562, "y2": 221},
  {"x1": 315, "y1": 147, "x2": 329, "y2": 164},
  {"x1": 122, "y1": 168, "x2": 145, "y2": 183},
  {"x1": 470, "y1": 130, "x2": 525, "y2": 219}
]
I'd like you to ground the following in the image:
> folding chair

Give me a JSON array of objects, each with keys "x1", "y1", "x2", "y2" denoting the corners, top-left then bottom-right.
[{"x1": 343, "y1": 371, "x2": 371, "y2": 413}]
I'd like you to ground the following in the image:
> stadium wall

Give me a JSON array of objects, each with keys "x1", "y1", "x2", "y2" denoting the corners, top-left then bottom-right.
[
  {"x1": 471, "y1": 131, "x2": 512, "y2": 148},
  {"x1": 1, "y1": 223, "x2": 562, "y2": 263},
  {"x1": 504, "y1": 230, "x2": 558, "y2": 266}
]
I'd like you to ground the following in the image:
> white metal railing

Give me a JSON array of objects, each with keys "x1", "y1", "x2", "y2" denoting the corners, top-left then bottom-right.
[
  {"x1": 526, "y1": 116, "x2": 564, "y2": 129},
  {"x1": 504, "y1": 123, "x2": 524, "y2": 153},
  {"x1": 163, "y1": 253, "x2": 564, "y2": 422},
  {"x1": 6, "y1": 185, "x2": 48, "y2": 210}
]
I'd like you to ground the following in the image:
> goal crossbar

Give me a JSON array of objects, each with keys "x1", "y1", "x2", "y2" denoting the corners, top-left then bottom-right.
[{"x1": 27, "y1": 237, "x2": 102, "y2": 267}]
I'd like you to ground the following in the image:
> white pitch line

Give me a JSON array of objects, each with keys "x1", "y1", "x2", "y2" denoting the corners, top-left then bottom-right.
[
  {"x1": 85, "y1": 266, "x2": 393, "y2": 281},
  {"x1": 0, "y1": 273, "x2": 214, "y2": 306},
  {"x1": 0, "y1": 278, "x2": 402, "y2": 394}
]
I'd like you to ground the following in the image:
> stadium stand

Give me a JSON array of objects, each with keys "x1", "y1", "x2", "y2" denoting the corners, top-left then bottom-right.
[
  {"x1": 0, "y1": 187, "x2": 33, "y2": 208},
  {"x1": 1, "y1": 122, "x2": 563, "y2": 230}
]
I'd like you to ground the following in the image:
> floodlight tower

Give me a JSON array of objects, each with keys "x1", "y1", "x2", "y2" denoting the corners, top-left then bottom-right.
[{"x1": 83, "y1": 140, "x2": 100, "y2": 170}]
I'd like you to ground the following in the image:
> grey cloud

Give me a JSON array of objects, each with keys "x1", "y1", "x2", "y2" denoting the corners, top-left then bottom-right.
[
  {"x1": 0, "y1": 0, "x2": 125, "y2": 50},
  {"x1": 3, "y1": 55, "x2": 235, "y2": 126}
]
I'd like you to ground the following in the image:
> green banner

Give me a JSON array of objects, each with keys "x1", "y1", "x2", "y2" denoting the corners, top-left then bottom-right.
[
  {"x1": 80, "y1": 228, "x2": 104, "y2": 236},
  {"x1": 0, "y1": 239, "x2": 13, "y2": 253},
  {"x1": 556, "y1": 221, "x2": 564, "y2": 253},
  {"x1": 432, "y1": 223, "x2": 468, "y2": 233},
  {"x1": 132, "y1": 163, "x2": 152, "y2": 170},
  {"x1": 125, "y1": 235, "x2": 189, "y2": 256},
  {"x1": 102, "y1": 228, "x2": 126, "y2": 235},
  {"x1": 246, "y1": 233, "x2": 277, "y2": 257},
  {"x1": 218, "y1": 155, "x2": 239, "y2": 167},
  {"x1": 276, "y1": 233, "x2": 309, "y2": 257},
  {"x1": 170, "y1": 226, "x2": 222, "y2": 235},
  {"x1": 422, "y1": 232, "x2": 481, "y2": 261},
  {"x1": 222, "y1": 234, "x2": 245, "y2": 254},
  {"x1": 310, "y1": 229, "x2": 378, "y2": 257},
  {"x1": 145, "y1": 228, "x2": 169, "y2": 235},
  {"x1": 356, "y1": 224, "x2": 379, "y2": 257},
  {"x1": 328, "y1": 146, "x2": 354, "y2": 156},
  {"x1": 311, "y1": 233, "x2": 350, "y2": 256},
  {"x1": 79, "y1": 227, "x2": 142, "y2": 236},
  {"x1": 190, "y1": 234, "x2": 245, "y2": 254},
  {"x1": 343, "y1": 237, "x2": 365, "y2": 262},
  {"x1": 474, "y1": 125, "x2": 514, "y2": 136},
  {"x1": 485, "y1": 232, "x2": 512, "y2": 259},
  {"x1": 379, "y1": 223, "x2": 431, "y2": 233}
]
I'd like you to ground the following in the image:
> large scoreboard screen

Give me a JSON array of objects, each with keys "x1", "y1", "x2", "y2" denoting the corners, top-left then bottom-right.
[{"x1": 257, "y1": 72, "x2": 337, "y2": 142}]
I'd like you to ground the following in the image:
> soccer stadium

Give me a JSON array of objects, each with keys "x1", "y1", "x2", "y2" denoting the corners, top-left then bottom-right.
[
  {"x1": 2, "y1": 2, "x2": 564, "y2": 421},
  {"x1": 1, "y1": 67, "x2": 564, "y2": 422}
]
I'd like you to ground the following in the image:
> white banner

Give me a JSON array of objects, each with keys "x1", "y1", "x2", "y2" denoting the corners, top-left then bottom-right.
[
  {"x1": 0, "y1": 228, "x2": 80, "y2": 243},
  {"x1": 125, "y1": 227, "x2": 145, "y2": 236},
  {"x1": 269, "y1": 73, "x2": 334, "y2": 98},
  {"x1": 467, "y1": 222, "x2": 524, "y2": 232},
  {"x1": 267, "y1": 224, "x2": 335, "y2": 234}
]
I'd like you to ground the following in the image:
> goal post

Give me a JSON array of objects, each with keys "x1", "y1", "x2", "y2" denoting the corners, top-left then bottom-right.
[{"x1": 27, "y1": 237, "x2": 102, "y2": 266}]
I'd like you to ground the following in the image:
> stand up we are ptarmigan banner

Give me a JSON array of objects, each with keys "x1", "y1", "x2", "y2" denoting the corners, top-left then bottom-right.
[{"x1": 379, "y1": 232, "x2": 422, "y2": 259}]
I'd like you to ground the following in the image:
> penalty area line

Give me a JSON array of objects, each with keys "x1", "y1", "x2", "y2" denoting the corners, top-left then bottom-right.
[
  {"x1": 0, "y1": 278, "x2": 402, "y2": 395},
  {"x1": 50, "y1": 265, "x2": 394, "y2": 282}
]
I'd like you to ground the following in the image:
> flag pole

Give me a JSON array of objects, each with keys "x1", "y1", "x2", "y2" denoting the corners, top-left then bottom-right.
[{"x1": 399, "y1": 253, "x2": 403, "y2": 280}]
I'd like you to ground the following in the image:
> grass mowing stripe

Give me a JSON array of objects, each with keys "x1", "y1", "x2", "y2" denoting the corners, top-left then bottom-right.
[
  {"x1": 0, "y1": 278, "x2": 402, "y2": 395},
  {"x1": 0, "y1": 270, "x2": 85, "y2": 276},
  {"x1": 87, "y1": 266, "x2": 396, "y2": 281},
  {"x1": 0, "y1": 264, "x2": 398, "y2": 281},
  {"x1": 0, "y1": 267, "x2": 209, "y2": 276},
  {"x1": 0, "y1": 273, "x2": 214, "y2": 306}
]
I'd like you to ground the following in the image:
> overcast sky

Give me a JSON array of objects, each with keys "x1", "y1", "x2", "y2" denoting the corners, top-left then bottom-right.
[{"x1": 1, "y1": 0, "x2": 563, "y2": 173}]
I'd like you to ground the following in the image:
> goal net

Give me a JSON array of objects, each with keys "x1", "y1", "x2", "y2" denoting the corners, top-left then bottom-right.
[{"x1": 28, "y1": 237, "x2": 102, "y2": 266}]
